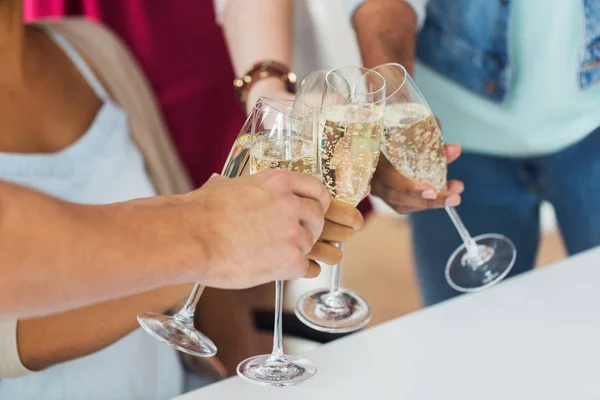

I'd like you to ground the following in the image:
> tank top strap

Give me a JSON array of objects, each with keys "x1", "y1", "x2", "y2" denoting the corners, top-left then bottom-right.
[{"x1": 45, "y1": 29, "x2": 110, "y2": 101}]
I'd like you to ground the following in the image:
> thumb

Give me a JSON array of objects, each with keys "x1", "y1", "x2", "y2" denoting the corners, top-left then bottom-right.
[
  {"x1": 208, "y1": 173, "x2": 226, "y2": 182},
  {"x1": 201, "y1": 173, "x2": 227, "y2": 188},
  {"x1": 444, "y1": 144, "x2": 462, "y2": 165}
]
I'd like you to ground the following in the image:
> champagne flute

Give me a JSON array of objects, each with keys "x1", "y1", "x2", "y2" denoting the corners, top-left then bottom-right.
[
  {"x1": 136, "y1": 107, "x2": 258, "y2": 357},
  {"x1": 236, "y1": 98, "x2": 318, "y2": 387},
  {"x1": 295, "y1": 67, "x2": 385, "y2": 333},
  {"x1": 373, "y1": 63, "x2": 516, "y2": 292},
  {"x1": 296, "y1": 69, "x2": 350, "y2": 109}
]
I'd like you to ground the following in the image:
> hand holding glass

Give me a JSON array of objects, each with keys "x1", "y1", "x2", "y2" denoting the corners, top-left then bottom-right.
[
  {"x1": 372, "y1": 63, "x2": 516, "y2": 292},
  {"x1": 295, "y1": 67, "x2": 385, "y2": 333},
  {"x1": 136, "y1": 108, "x2": 259, "y2": 357},
  {"x1": 236, "y1": 98, "x2": 319, "y2": 387}
]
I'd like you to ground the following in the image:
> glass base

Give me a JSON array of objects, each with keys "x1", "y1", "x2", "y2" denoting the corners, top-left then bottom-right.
[
  {"x1": 294, "y1": 288, "x2": 372, "y2": 333},
  {"x1": 137, "y1": 312, "x2": 217, "y2": 357},
  {"x1": 445, "y1": 233, "x2": 516, "y2": 293},
  {"x1": 237, "y1": 354, "x2": 316, "y2": 387}
]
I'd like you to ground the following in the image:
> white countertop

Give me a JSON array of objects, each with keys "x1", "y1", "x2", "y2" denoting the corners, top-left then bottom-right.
[{"x1": 174, "y1": 247, "x2": 600, "y2": 399}]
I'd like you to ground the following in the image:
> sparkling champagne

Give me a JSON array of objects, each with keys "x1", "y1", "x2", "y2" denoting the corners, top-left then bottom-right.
[
  {"x1": 319, "y1": 104, "x2": 383, "y2": 206},
  {"x1": 382, "y1": 103, "x2": 447, "y2": 191},
  {"x1": 250, "y1": 133, "x2": 316, "y2": 176},
  {"x1": 222, "y1": 133, "x2": 252, "y2": 178}
]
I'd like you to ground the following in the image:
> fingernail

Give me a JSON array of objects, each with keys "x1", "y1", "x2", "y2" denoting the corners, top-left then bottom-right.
[
  {"x1": 445, "y1": 196, "x2": 461, "y2": 207},
  {"x1": 451, "y1": 185, "x2": 465, "y2": 194},
  {"x1": 422, "y1": 190, "x2": 437, "y2": 199}
]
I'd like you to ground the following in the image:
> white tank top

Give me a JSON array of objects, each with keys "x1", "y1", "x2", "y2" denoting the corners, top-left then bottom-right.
[{"x1": 0, "y1": 29, "x2": 184, "y2": 400}]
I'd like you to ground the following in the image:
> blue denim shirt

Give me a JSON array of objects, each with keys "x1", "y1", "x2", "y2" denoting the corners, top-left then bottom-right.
[{"x1": 417, "y1": 0, "x2": 600, "y2": 102}]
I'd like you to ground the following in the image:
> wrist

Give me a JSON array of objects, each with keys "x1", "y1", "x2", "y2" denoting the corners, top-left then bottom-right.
[
  {"x1": 234, "y1": 60, "x2": 296, "y2": 112},
  {"x1": 246, "y1": 77, "x2": 288, "y2": 112},
  {"x1": 102, "y1": 196, "x2": 208, "y2": 287},
  {"x1": 149, "y1": 195, "x2": 212, "y2": 286}
]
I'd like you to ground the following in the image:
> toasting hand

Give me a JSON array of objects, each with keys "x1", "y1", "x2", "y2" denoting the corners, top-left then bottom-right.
[
  {"x1": 184, "y1": 170, "x2": 330, "y2": 288},
  {"x1": 304, "y1": 198, "x2": 364, "y2": 278},
  {"x1": 371, "y1": 144, "x2": 464, "y2": 214}
]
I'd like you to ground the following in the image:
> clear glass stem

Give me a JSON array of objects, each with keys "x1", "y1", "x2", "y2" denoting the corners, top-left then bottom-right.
[
  {"x1": 269, "y1": 280, "x2": 285, "y2": 361},
  {"x1": 445, "y1": 207, "x2": 479, "y2": 258},
  {"x1": 175, "y1": 284, "x2": 205, "y2": 322},
  {"x1": 329, "y1": 243, "x2": 343, "y2": 293}
]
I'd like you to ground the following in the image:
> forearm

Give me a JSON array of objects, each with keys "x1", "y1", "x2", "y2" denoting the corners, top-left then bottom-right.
[
  {"x1": 352, "y1": 0, "x2": 418, "y2": 73},
  {"x1": 16, "y1": 283, "x2": 193, "y2": 371},
  {"x1": 221, "y1": 0, "x2": 292, "y2": 76},
  {"x1": 220, "y1": 0, "x2": 294, "y2": 110},
  {"x1": 0, "y1": 181, "x2": 199, "y2": 318}
]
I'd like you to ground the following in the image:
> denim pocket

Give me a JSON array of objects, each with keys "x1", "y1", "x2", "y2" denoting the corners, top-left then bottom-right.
[{"x1": 417, "y1": 0, "x2": 512, "y2": 102}]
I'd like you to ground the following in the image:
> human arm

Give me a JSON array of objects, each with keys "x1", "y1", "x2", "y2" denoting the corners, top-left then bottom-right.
[
  {"x1": 350, "y1": 0, "x2": 427, "y2": 73},
  {"x1": 0, "y1": 170, "x2": 330, "y2": 318},
  {"x1": 10, "y1": 283, "x2": 193, "y2": 374},
  {"x1": 350, "y1": 0, "x2": 464, "y2": 212},
  {"x1": 218, "y1": 0, "x2": 295, "y2": 113},
  {"x1": 0, "y1": 180, "x2": 198, "y2": 319}
]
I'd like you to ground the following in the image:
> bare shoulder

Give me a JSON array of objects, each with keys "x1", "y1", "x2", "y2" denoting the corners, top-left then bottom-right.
[{"x1": 34, "y1": 18, "x2": 138, "y2": 100}]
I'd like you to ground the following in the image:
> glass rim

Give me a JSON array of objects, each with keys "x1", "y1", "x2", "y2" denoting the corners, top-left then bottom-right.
[
  {"x1": 298, "y1": 69, "x2": 329, "y2": 85},
  {"x1": 253, "y1": 97, "x2": 315, "y2": 124},
  {"x1": 324, "y1": 66, "x2": 387, "y2": 99},
  {"x1": 370, "y1": 62, "x2": 409, "y2": 101}
]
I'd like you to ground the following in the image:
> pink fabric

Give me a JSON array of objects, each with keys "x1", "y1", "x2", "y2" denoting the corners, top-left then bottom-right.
[{"x1": 25, "y1": 0, "x2": 246, "y2": 188}]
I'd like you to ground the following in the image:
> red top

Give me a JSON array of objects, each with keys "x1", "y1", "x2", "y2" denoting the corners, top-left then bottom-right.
[{"x1": 25, "y1": 0, "x2": 246, "y2": 187}]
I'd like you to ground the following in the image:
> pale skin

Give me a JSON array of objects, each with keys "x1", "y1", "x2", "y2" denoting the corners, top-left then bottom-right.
[
  {"x1": 220, "y1": 0, "x2": 296, "y2": 114},
  {"x1": 221, "y1": 0, "x2": 464, "y2": 214}
]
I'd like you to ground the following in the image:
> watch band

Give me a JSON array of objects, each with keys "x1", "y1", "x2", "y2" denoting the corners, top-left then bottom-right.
[{"x1": 234, "y1": 60, "x2": 297, "y2": 107}]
